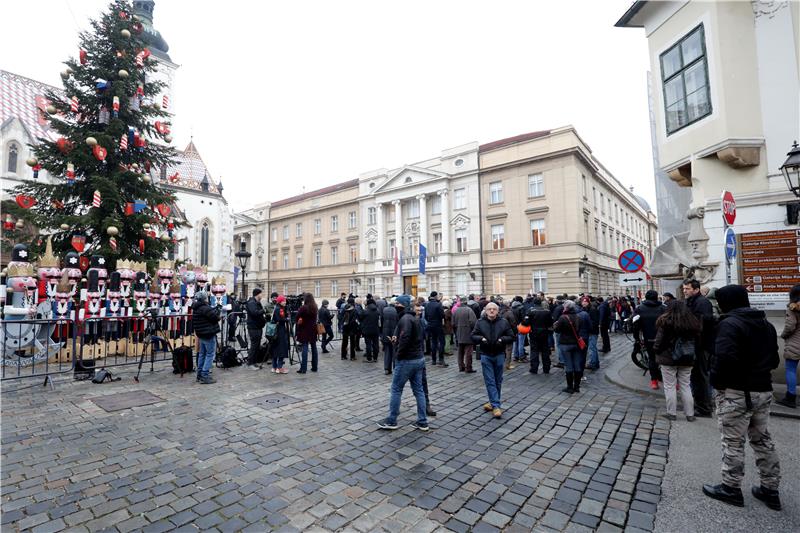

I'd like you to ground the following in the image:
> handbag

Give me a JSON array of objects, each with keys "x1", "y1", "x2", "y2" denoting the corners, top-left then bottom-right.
[
  {"x1": 316, "y1": 323, "x2": 325, "y2": 335},
  {"x1": 671, "y1": 337, "x2": 696, "y2": 365},
  {"x1": 265, "y1": 321, "x2": 277, "y2": 338},
  {"x1": 566, "y1": 316, "x2": 587, "y2": 350}
]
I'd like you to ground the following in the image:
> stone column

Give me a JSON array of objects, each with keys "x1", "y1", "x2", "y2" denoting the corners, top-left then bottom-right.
[
  {"x1": 439, "y1": 189, "x2": 449, "y2": 254},
  {"x1": 393, "y1": 200, "x2": 403, "y2": 261},
  {"x1": 417, "y1": 194, "x2": 427, "y2": 248},
  {"x1": 376, "y1": 203, "x2": 384, "y2": 262}
]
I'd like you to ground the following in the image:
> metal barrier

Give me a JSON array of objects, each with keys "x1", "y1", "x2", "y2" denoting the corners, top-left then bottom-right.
[{"x1": 1, "y1": 318, "x2": 77, "y2": 383}]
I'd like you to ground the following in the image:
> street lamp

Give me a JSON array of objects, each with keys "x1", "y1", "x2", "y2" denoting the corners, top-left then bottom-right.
[
  {"x1": 781, "y1": 141, "x2": 800, "y2": 197},
  {"x1": 235, "y1": 239, "x2": 251, "y2": 300}
]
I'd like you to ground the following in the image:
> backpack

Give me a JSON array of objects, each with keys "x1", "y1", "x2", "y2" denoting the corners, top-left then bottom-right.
[
  {"x1": 671, "y1": 337, "x2": 696, "y2": 365},
  {"x1": 172, "y1": 346, "x2": 194, "y2": 375},
  {"x1": 220, "y1": 346, "x2": 240, "y2": 368},
  {"x1": 342, "y1": 309, "x2": 353, "y2": 327}
]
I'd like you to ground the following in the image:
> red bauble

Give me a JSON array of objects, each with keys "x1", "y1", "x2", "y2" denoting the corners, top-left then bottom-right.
[
  {"x1": 156, "y1": 204, "x2": 171, "y2": 218},
  {"x1": 139, "y1": 239, "x2": 145, "y2": 253},
  {"x1": 15, "y1": 195, "x2": 36, "y2": 209},
  {"x1": 92, "y1": 145, "x2": 107, "y2": 161},
  {"x1": 56, "y1": 137, "x2": 74, "y2": 154}
]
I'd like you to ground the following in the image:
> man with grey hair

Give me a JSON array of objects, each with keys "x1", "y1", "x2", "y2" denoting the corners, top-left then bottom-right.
[
  {"x1": 192, "y1": 290, "x2": 221, "y2": 384},
  {"x1": 471, "y1": 302, "x2": 515, "y2": 417}
]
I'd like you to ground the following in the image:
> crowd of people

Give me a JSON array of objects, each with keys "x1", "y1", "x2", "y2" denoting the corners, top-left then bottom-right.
[{"x1": 191, "y1": 279, "x2": 793, "y2": 512}]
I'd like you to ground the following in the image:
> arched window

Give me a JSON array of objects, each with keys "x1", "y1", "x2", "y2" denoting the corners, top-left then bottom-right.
[
  {"x1": 7, "y1": 143, "x2": 19, "y2": 173},
  {"x1": 200, "y1": 223, "x2": 209, "y2": 266}
]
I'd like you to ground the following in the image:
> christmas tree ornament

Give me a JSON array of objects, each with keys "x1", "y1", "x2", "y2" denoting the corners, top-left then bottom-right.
[
  {"x1": 71, "y1": 234, "x2": 86, "y2": 253},
  {"x1": 85, "y1": 136, "x2": 98, "y2": 146},
  {"x1": 106, "y1": 226, "x2": 119, "y2": 236},
  {"x1": 154, "y1": 121, "x2": 169, "y2": 134},
  {"x1": 119, "y1": 10, "x2": 128, "y2": 19},
  {"x1": 121, "y1": 29, "x2": 131, "y2": 38},
  {"x1": 15, "y1": 219, "x2": 24, "y2": 229},
  {"x1": 15, "y1": 195, "x2": 36, "y2": 209},
  {"x1": 146, "y1": 229, "x2": 156, "y2": 238},
  {"x1": 46, "y1": 104, "x2": 57, "y2": 115},
  {"x1": 162, "y1": 95, "x2": 169, "y2": 110},
  {"x1": 125, "y1": 200, "x2": 147, "y2": 215},
  {"x1": 26, "y1": 157, "x2": 38, "y2": 167},
  {"x1": 98, "y1": 105, "x2": 110, "y2": 124},
  {"x1": 56, "y1": 138, "x2": 73, "y2": 154},
  {"x1": 60, "y1": 223, "x2": 70, "y2": 230},
  {"x1": 168, "y1": 171, "x2": 180, "y2": 183},
  {"x1": 164, "y1": 134, "x2": 172, "y2": 143},
  {"x1": 32, "y1": 164, "x2": 41, "y2": 179},
  {"x1": 160, "y1": 234, "x2": 170, "y2": 243},
  {"x1": 3, "y1": 215, "x2": 14, "y2": 230},
  {"x1": 135, "y1": 136, "x2": 146, "y2": 152},
  {"x1": 66, "y1": 163, "x2": 76, "y2": 184},
  {"x1": 70, "y1": 97, "x2": 79, "y2": 113},
  {"x1": 92, "y1": 190, "x2": 102, "y2": 208},
  {"x1": 136, "y1": 84, "x2": 144, "y2": 96},
  {"x1": 52, "y1": 200, "x2": 64, "y2": 209},
  {"x1": 128, "y1": 96, "x2": 140, "y2": 112},
  {"x1": 142, "y1": 223, "x2": 151, "y2": 230},
  {"x1": 79, "y1": 49, "x2": 87, "y2": 65},
  {"x1": 92, "y1": 145, "x2": 107, "y2": 161},
  {"x1": 60, "y1": 70, "x2": 70, "y2": 79},
  {"x1": 132, "y1": 21, "x2": 143, "y2": 35},
  {"x1": 156, "y1": 204, "x2": 171, "y2": 218},
  {"x1": 167, "y1": 219, "x2": 175, "y2": 230},
  {"x1": 95, "y1": 78, "x2": 110, "y2": 92},
  {"x1": 112, "y1": 96, "x2": 120, "y2": 117},
  {"x1": 138, "y1": 239, "x2": 145, "y2": 253},
  {"x1": 144, "y1": 160, "x2": 151, "y2": 172},
  {"x1": 119, "y1": 133, "x2": 128, "y2": 151},
  {"x1": 142, "y1": 175, "x2": 151, "y2": 184},
  {"x1": 118, "y1": 69, "x2": 129, "y2": 79},
  {"x1": 109, "y1": 237, "x2": 118, "y2": 251}
]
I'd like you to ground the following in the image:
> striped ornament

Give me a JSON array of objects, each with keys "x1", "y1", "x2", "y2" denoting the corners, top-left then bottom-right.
[
  {"x1": 109, "y1": 237, "x2": 117, "y2": 251},
  {"x1": 162, "y1": 94, "x2": 169, "y2": 110},
  {"x1": 70, "y1": 96, "x2": 79, "y2": 113},
  {"x1": 120, "y1": 133, "x2": 128, "y2": 151},
  {"x1": 92, "y1": 190, "x2": 101, "y2": 208}
]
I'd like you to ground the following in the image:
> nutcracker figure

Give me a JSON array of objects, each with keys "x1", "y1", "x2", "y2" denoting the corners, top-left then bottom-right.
[
  {"x1": 156, "y1": 259, "x2": 174, "y2": 299},
  {"x1": 87, "y1": 254, "x2": 109, "y2": 297},
  {"x1": 167, "y1": 279, "x2": 183, "y2": 340},
  {"x1": 62, "y1": 251, "x2": 82, "y2": 300},
  {"x1": 103, "y1": 271, "x2": 124, "y2": 353},
  {"x1": 36, "y1": 237, "x2": 61, "y2": 320},
  {"x1": 80, "y1": 270, "x2": 105, "y2": 350},
  {"x1": 1, "y1": 244, "x2": 38, "y2": 354},
  {"x1": 195, "y1": 266, "x2": 209, "y2": 293}
]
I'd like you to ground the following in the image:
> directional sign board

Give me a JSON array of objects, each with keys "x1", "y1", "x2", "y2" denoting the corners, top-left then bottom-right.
[
  {"x1": 618, "y1": 249, "x2": 645, "y2": 273},
  {"x1": 618, "y1": 273, "x2": 646, "y2": 287},
  {"x1": 740, "y1": 229, "x2": 800, "y2": 310},
  {"x1": 725, "y1": 228, "x2": 736, "y2": 261}
]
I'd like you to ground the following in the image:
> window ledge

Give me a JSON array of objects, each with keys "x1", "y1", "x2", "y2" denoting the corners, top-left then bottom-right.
[
  {"x1": 525, "y1": 206, "x2": 550, "y2": 215},
  {"x1": 486, "y1": 212, "x2": 508, "y2": 221}
]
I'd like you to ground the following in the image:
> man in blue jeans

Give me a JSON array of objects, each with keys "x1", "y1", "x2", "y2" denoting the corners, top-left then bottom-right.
[
  {"x1": 378, "y1": 301, "x2": 428, "y2": 431},
  {"x1": 471, "y1": 302, "x2": 515, "y2": 418},
  {"x1": 192, "y1": 291, "x2": 221, "y2": 384}
]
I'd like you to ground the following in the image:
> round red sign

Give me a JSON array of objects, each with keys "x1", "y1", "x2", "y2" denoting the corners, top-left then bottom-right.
[{"x1": 721, "y1": 190, "x2": 736, "y2": 225}]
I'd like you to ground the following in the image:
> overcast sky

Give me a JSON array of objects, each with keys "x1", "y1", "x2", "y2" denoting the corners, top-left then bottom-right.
[{"x1": 2, "y1": 0, "x2": 654, "y2": 213}]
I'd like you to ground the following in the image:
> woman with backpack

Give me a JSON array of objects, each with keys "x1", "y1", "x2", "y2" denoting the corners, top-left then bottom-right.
[
  {"x1": 296, "y1": 293, "x2": 319, "y2": 374},
  {"x1": 271, "y1": 295, "x2": 290, "y2": 374},
  {"x1": 653, "y1": 300, "x2": 701, "y2": 421}
]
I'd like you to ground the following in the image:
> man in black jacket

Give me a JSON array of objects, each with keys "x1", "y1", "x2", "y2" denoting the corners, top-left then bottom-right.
[
  {"x1": 381, "y1": 300, "x2": 399, "y2": 375},
  {"x1": 525, "y1": 299, "x2": 554, "y2": 374},
  {"x1": 245, "y1": 288, "x2": 267, "y2": 369},
  {"x1": 360, "y1": 298, "x2": 381, "y2": 362},
  {"x1": 192, "y1": 291, "x2": 221, "y2": 384},
  {"x1": 318, "y1": 300, "x2": 333, "y2": 353},
  {"x1": 472, "y1": 302, "x2": 515, "y2": 418},
  {"x1": 632, "y1": 290, "x2": 665, "y2": 388},
  {"x1": 684, "y1": 279, "x2": 716, "y2": 416},
  {"x1": 377, "y1": 302, "x2": 429, "y2": 431},
  {"x1": 702, "y1": 285, "x2": 781, "y2": 511},
  {"x1": 598, "y1": 297, "x2": 612, "y2": 353},
  {"x1": 425, "y1": 292, "x2": 447, "y2": 366}
]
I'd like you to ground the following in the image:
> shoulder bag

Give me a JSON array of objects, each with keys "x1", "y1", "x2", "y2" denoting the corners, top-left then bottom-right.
[{"x1": 566, "y1": 316, "x2": 587, "y2": 350}]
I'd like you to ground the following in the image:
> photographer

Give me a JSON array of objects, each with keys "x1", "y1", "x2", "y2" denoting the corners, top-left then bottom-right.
[
  {"x1": 245, "y1": 288, "x2": 267, "y2": 369},
  {"x1": 192, "y1": 291, "x2": 221, "y2": 384}
]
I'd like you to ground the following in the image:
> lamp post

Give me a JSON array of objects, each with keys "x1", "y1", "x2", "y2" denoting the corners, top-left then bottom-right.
[
  {"x1": 781, "y1": 141, "x2": 800, "y2": 224},
  {"x1": 235, "y1": 239, "x2": 251, "y2": 300}
]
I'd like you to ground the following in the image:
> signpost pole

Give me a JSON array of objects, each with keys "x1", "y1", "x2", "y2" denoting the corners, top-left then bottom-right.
[{"x1": 721, "y1": 190, "x2": 736, "y2": 285}]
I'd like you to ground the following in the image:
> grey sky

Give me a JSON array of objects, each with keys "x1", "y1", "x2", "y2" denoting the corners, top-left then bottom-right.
[{"x1": 2, "y1": 0, "x2": 654, "y2": 214}]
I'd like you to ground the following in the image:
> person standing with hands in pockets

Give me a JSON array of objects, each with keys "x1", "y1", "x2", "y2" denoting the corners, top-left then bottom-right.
[{"x1": 472, "y1": 302, "x2": 515, "y2": 418}]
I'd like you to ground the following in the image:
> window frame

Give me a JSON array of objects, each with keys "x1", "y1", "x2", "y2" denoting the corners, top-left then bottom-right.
[
  {"x1": 295, "y1": 222, "x2": 302, "y2": 238},
  {"x1": 331, "y1": 215, "x2": 339, "y2": 233},
  {"x1": 490, "y1": 224, "x2": 505, "y2": 250},
  {"x1": 348, "y1": 211, "x2": 357, "y2": 229},
  {"x1": 660, "y1": 24, "x2": 712, "y2": 135},
  {"x1": 314, "y1": 218, "x2": 321, "y2": 235},
  {"x1": 532, "y1": 269, "x2": 548, "y2": 293},
  {"x1": 314, "y1": 247, "x2": 322, "y2": 267},
  {"x1": 453, "y1": 188, "x2": 466, "y2": 210},
  {"x1": 331, "y1": 246, "x2": 338, "y2": 265},
  {"x1": 367, "y1": 207, "x2": 376, "y2": 225},
  {"x1": 530, "y1": 219, "x2": 546, "y2": 247},
  {"x1": 489, "y1": 181, "x2": 504, "y2": 205},
  {"x1": 528, "y1": 173, "x2": 544, "y2": 198},
  {"x1": 455, "y1": 228, "x2": 468, "y2": 253}
]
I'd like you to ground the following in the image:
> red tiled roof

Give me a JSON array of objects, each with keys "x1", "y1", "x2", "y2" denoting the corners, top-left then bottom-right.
[
  {"x1": 1, "y1": 70, "x2": 60, "y2": 142},
  {"x1": 271, "y1": 179, "x2": 359, "y2": 208},
  {"x1": 479, "y1": 130, "x2": 552, "y2": 152}
]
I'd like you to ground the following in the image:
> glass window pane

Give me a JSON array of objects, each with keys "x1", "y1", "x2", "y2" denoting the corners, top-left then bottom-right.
[
  {"x1": 681, "y1": 28, "x2": 703, "y2": 65},
  {"x1": 664, "y1": 76, "x2": 685, "y2": 106},
  {"x1": 683, "y1": 61, "x2": 707, "y2": 95},
  {"x1": 666, "y1": 100, "x2": 686, "y2": 132},
  {"x1": 686, "y1": 87, "x2": 711, "y2": 121},
  {"x1": 661, "y1": 46, "x2": 682, "y2": 79}
]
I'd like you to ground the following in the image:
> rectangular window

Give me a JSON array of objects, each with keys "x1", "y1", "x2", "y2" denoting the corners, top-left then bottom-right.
[
  {"x1": 282, "y1": 253, "x2": 289, "y2": 269},
  {"x1": 331, "y1": 280, "x2": 338, "y2": 296},
  {"x1": 348, "y1": 211, "x2": 357, "y2": 229},
  {"x1": 258, "y1": 230, "x2": 264, "y2": 244},
  {"x1": 314, "y1": 218, "x2": 321, "y2": 235},
  {"x1": 295, "y1": 223, "x2": 302, "y2": 238},
  {"x1": 408, "y1": 200, "x2": 420, "y2": 218},
  {"x1": 314, "y1": 281, "x2": 321, "y2": 298},
  {"x1": 349, "y1": 244, "x2": 358, "y2": 264},
  {"x1": 368, "y1": 242, "x2": 377, "y2": 261},
  {"x1": 272, "y1": 228, "x2": 278, "y2": 242},
  {"x1": 493, "y1": 272, "x2": 506, "y2": 294},
  {"x1": 433, "y1": 233, "x2": 442, "y2": 254},
  {"x1": 530, "y1": 219, "x2": 546, "y2": 246},
  {"x1": 271, "y1": 283, "x2": 277, "y2": 295},
  {"x1": 428, "y1": 274, "x2": 439, "y2": 293},
  {"x1": 407, "y1": 237, "x2": 419, "y2": 257},
  {"x1": 594, "y1": 225, "x2": 600, "y2": 250},
  {"x1": 331, "y1": 246, "x2": 338, "y2": 265},
  {"x1": 295, "y1": 252, "x2": 303, "y2": 269},
  {"x1": 661, "y1": 24, "x2": 711, "y2": 134},
  {"x1": 489, "y1": 181, "x2": 503, "y2": 204},
  {"x1": 331, "y1": 215, "x2": 338, "y2": 232},
  {"x1": 491, "y1": 224, "x2": 505, "y2": 250},
  {"x1": 282, "y1": 225, "x2": 289, "y2": 240},
  {"x1": 455, "y1": 272, "x2": 467, "y2": 295},
  {"x1": 593, "y1": 187, "x2": 598, "y2": 211},
  {"x1": 389, "y1": 238, "x2": 396, "y2": 259},
  {"x1": 600, "y1": 193, "x2": 605, "y2": 214},
  {"x1": 283, "y1": 282, "x2": 288, "y2": 295},
  {"x1": 456, "y1": 229, "x2": 468, "y2": 253},
  {"x1": 367, "y1": 277, "x2": 376, "y2": 295},
  {"x1": 528, "y1": 173, "x2": 544, "y2": 198},
  {"x1": 367, "y1": 207, "x2": 376, "y2": 225},
  {"x1": 257, "y1": 255, "x2": 263, "y2": 271},
  {"x1": 454, "y1": 188, "x2": 466, "y2": 210},
  {"x1": 314, "y1": 248, "x2": 321, "y2": 266},
  {"x1": 582, "y1": 175, "x2": 588, "y2": 198},
  {"x1": 349, "y1": 279, "x2": 359, "y2": 295},
  {"x1": 532, "y1": 270, "x2": 548, "y2": 293},
  {"x1": 296, "y1": 282, "x2": 302, "y2": 295},
  {"x1": 430, "y1": 195, "x2": 441, "y2": 215},
  {"x1": 271, "y1": 254, "x2": 277, "y2": 270}
]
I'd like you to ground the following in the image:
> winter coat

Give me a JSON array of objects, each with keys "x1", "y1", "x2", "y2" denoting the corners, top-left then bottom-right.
[
  {"x1": 525, "y1": 306, "x2": 553, "y2": 338},
  {"x1": 686, "y1": 293, "x2": 716, "y2": 354},
  {"x1": 271, "y1": 305, "x2": 290, "y2": 357},
  {"x1": 554, "y1": 308, "x2": 582, "y2": 346},
  {"x1": 381, "y1": 305, "x2": 399, "y2": 340},
  {"x1": 424, "y1": 298, "x2": 444, "y2": 327},
  {"x1": 503, "y1": 306, "x2": 518, "y2": 329},
  {"x1": 394, "y1": 311, "x2": 423, "y2": 360},
  {"x1": 467, "y1": 300, "x2": 481, "y2": 319},
  {"x1": 318, "y1": 306, "x2": 332, "y2": 327},
  {"x1": 633, "y1": 300, "x2": 665, "y2": 343},
  {"x1": 712, "y1": 307, "x2": 779, "y2": 392},
  {"x1": 340, "y1": 304, "x2": 359, "y2": 333},
  {"x1": 584, "y1": 304, "x2": 600, "y2": 335},
  {"x1": 576, "y1": 310, "x2": 592, "y2": 343},
  {"x1": 598, "y1": 301, "x2": 611, "y2": 327},
  {"x1": 453, "y1": 305, "x2": 477, "y2": 345},
  {"x1": 471, "y1": 316, "x2": 515, "y2": 356},
  {"x1": 653, "y1": 324, "x2": 700, "y2": 367},
  {"x1": 245, "y1": 297, "x2": 267, "y2": 329},
  {"x1": 192, "y1": 300, "x2": 220, "y2": 339},
  {"x1": 443, "y1": 308, "x2": 453, "y2": 335},
  {"x1": 780, "y1": 303, "x2": 800, "y2": 360},
  {"x1": 360, "y1": 303, "x2": 380, "y2": 336},
  {"x1": 295, "y1": 304, "x2": 318, "y2": 344}
]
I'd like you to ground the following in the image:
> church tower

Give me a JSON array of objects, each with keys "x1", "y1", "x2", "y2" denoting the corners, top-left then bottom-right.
[{"x1": 133, "y1": 0, "x2": 178, "y2": 121}]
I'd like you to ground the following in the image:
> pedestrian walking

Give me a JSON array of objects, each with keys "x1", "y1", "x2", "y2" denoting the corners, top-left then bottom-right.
[
  {"x1": 453, "y1": 296, "x2": 477, "y2": 372},
  {"x1": 296, "y1": 293, "x2": 319, "y2": 373},
  {"x1": 554, "y1": 300, "x2": 585, "y2": 393},
  {"x1": 653, "y1": 300, "x2": 699, "y2": 420},
  {"x1": 633, "y1": 290, "x2": 665, "y2": 389},
  {"x1": 702, "y1": 284, "x2": 782, "y2": 511},
  {"x1": 192, "y1": 290, "x2": 220, "y2": 384},
  {"x1": 271, "y1": 295, "x2": 290, "y2": 374},
  {"x1": 683, "y1": 279, "x2": 716, "y2": 417},
  {"x1": 245, "y1": 288, "x2": 267, "y2": 369},
  {"x1": 777, "y1": 284, "x2": 800, "y2": 408},
  {"x1": 471, "y1": 302, "x2": 515, "y2": 418},
  {"x1": 377, "y1": 300, "x2": 429, "y2": 431},
  {"x1": 318, "y1": 300, "x2": 334, "y2": 353},
  {"x1": 443, "y1": 300, "x2": 454, "y2": 355}
]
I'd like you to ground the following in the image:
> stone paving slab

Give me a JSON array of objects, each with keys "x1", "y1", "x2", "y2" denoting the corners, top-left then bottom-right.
[
  {"x1": 2, "y1": 340, "x2": 667, "y2": 531},
  {"x1": 88, "y1": 390, "x2": 166, "y2": 412}
]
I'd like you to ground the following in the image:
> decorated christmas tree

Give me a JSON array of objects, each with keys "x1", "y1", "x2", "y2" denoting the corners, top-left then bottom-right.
[{"x1": 8, "y1": 0, "x2": 180, "y2": 268}]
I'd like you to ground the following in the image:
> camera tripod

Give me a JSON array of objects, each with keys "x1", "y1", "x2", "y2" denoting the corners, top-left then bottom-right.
[{"x1": 134, "y1": 310, "x2": 172, "y2": 382}]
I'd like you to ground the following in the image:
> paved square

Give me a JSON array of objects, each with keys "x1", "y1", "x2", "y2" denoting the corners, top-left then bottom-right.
[
  {"x1": 2, "y1": 342, "x2": 667, "y2": 532},
  {"x1": 89, "y1": 391, "x2": 166, "y2": 412}
]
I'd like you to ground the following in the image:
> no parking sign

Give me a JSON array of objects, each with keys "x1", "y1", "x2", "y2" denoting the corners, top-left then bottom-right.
[{"x1": 618, "y1": 249, "x2": 645, "y2": 273}]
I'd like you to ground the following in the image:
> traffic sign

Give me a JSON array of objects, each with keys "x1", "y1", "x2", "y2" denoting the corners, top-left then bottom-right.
[
  {"x1": 618, "y1": 249, "x2": 645, "y2": 273},
  {"x1": 724, "y1": 228, "x2": 736, "y2": 260},
  {"x1": 722, "y1": 190, "x2": 736, "y2": 225},
  {"x1": 618, "y1": 273, "x2": 646, "y2": 287},
  {"x1": 740, "y1": 229, "x2": 800, "y2": 310}
]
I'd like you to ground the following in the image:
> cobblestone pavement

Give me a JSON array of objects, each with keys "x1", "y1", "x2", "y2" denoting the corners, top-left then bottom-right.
[{"x1": 2, "y1": 340, "x2": 668, "y2": 532}]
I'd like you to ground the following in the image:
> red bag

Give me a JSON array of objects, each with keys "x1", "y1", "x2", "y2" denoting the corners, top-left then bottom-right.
[{"x1": 566, "y1": 316, "x2": 587, "y2": 350}]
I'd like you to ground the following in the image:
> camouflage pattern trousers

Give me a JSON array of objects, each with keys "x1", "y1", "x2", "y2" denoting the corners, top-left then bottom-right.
[{"x1": 715, "y1": 389, "x2": 781, "y2": 490}]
